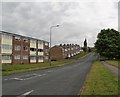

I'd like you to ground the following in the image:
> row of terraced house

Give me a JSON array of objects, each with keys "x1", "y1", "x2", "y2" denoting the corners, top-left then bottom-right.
[
  {"x1": 0, "y1": 31, "x2": 49, "y2": 65},
  {"x1": 50, "y1": 44, "x2": 80, "y2": 60},
  {"x1": 0, "y1": 31, "x2": 81, "y2": 65}
]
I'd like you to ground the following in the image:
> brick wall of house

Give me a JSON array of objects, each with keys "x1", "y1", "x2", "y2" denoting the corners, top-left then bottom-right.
[
  {"x1": 1, "y1": 31, "x2": 49, "y2": 65},
  {"x1": 43, "y1": 41, "x2": 49, "y2": 62},
  {"x1": 12, "y1": 35, "x2": 30, "y2": 64},
  {"x1": 50, "y1": 46, "x2": 63, "y2": 60},
  {"x1": 50, "y1": 44, "x2": 80, "y2": 60},
  {"x1": 22, "y1": 36, "x2": 30, "y2": 64}
]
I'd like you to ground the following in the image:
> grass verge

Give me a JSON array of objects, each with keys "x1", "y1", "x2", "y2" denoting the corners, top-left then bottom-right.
[
  {"x1": 2, "y1": 52, "x2": 89, "y2": 76},
  {"x1": 106, "y1": 60, "x2": 120, "y2": 68},
  {"x1": 81, "y1": 60, "x2": 118, "y2": 95}
]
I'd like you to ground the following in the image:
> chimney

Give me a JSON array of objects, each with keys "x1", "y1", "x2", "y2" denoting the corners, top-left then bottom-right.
[{"x1": 60, "y1": 44, "x2": 62, "y2": 46}]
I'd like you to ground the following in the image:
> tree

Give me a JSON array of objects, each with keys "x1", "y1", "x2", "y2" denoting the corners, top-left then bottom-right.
[
  {"x1": 83, "y1": 38, "x2": 87, "y2": 52},
  {"x1": 95, "y1": 28, "x2": 120, "y2": 59}
]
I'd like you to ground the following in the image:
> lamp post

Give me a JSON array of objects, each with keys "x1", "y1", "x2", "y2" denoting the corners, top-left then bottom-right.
[{"x1": 49, "y1": 24, "x2": 59, "y2": 66}]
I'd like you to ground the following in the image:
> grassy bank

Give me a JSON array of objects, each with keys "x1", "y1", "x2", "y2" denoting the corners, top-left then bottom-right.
[
  {"x1": 2, "y1": 60, "x2": 70, "y2": 76},
  {"x1": 2, "y1": 52, "x2": 89, "y2": 76},
  {"x1": 81, "y1": 61, "x2": 118, "y2": 95},
  {"x1": 106, "y1": 60, "x2": 120, "y2": 68}
]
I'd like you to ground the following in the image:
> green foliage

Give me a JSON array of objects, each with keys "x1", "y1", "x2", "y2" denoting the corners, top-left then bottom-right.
[{"x1": 95, "y1": 28, "x2": 120, "y2": 59}]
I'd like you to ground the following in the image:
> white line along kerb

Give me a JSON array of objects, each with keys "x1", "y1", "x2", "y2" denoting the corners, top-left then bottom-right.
[{"x1": 22, "y1": 90, "x2": 34, "y2": 95}]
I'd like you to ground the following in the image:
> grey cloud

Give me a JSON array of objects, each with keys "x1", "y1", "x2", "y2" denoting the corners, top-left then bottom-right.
[
  {"x1": 2, "y1": 1, "x2": 118, "y2": 47},
  {"x1": 118, "y1": 1, "x2": 120, "y2": 32}
]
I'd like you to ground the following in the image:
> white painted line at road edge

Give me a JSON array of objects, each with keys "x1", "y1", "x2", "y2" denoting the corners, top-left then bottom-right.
[{"x1": 22, "y1": 90, "x2": 34, "y2": 95}]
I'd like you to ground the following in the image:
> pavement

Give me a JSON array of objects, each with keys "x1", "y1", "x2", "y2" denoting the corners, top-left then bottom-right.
[
  {"x1": 2, "y1": 52, "x2": 97, "y2": 96},
  {"x1": 101, "y1": 61, "x2": 120, "y2": 79}
]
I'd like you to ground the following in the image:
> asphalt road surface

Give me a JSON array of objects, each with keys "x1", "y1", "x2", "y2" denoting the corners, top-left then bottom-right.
[{"x1": 2, "y1": 53, "x2": 97, "y2": 96}]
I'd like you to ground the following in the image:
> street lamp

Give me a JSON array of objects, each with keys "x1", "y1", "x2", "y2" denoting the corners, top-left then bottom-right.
[{"x1": 49, "y1": 24, "x2": 59, "y2": 66}]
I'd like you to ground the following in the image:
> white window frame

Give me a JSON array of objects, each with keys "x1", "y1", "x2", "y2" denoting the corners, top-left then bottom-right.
[
  {"x1": 2, "y1": 55, "x2": 11, "y2": 60},
  {"x1": 14, "y1": 55, "x2": 20, "y2": 59},
  {"x1": 23, "y1": 55, "x2": 28, "y2": 60},
  {"x1": 15, "y1": 45, "x2": 21, "y2": 51}
]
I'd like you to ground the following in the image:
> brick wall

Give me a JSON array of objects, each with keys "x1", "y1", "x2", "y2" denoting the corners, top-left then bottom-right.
[{"x1": 50, "y1": 46, "x2": 63, "y2": 60}]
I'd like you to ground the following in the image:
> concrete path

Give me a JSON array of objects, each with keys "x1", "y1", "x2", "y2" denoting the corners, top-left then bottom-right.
[{"x1": 101, "y1": 61, "x2": 120, "y2": 79}]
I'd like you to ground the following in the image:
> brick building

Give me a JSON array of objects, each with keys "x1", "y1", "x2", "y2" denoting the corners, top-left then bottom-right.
[
  {"x1": 50, "y1": 44, "x2": 80, "y2": 60},
  {"x1": 0, "y1": 31, "x2": 49, "y2": 65}
]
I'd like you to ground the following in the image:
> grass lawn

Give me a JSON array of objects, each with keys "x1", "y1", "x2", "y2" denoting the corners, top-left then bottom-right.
[
  {"x1": 106, "y1": 60, "x2": 120, "y2": 68},
  {"x1": 81, "y1": 61, "x2": 118, "y2": 95},
  {"x1": 2, "y1": 52, "x2": 89, "y2": 76}
]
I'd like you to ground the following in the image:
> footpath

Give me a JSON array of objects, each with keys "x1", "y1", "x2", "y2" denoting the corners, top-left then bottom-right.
[{"x1": 101, "y1": 61, "x2": 120, "y2": 79}]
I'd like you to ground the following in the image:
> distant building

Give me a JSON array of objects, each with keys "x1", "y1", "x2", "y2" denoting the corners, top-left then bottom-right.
[
  {"x1": 50, "y1": 44, "x2": 80, "y2": 60},
  {"x1": 0, "y1": 31, "x2": 49, "y2": 65}
]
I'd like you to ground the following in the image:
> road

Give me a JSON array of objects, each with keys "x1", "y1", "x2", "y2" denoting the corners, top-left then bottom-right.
[{"x1": 2, "y1": 53, "x2": 97, "y2": 96}]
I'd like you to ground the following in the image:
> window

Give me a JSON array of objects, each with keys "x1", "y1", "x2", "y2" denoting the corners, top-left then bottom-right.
[
  {"x1": 15, "y1": 36, "x2": 21, "y2": 41},
  {"x1": 44, "y1": 49, "x2": 48, "y2": 53},
  {"x1": 2, "y1": 44, "x2": 12, "y2": 50},
  {"x1": 45, "y1": 42, "x2": 49, "y2": 46},
  {"x1": 38, "y1": 49, "x2": 43, "y2": 52},
  {"x1": 38, "y1": 41, "x2": 43, "y2": 44},
  {"x1": 30, "y1": 56, "x2": 36, "y2": 60},
  {"x1": 23, "y1": 46, "x2": 28, "y2": 51},
  {"x1": 44, "y1": 56, "x2": 48, "y2": 60},
  {"x1": 38, "y1": 56, "x2": 43, "y2": 60},
  {"x1": 30, "y1": 48, "x2": 36, "y2": 51},
  {"x1": 65, "y1": 49, "x2": 67, "y2": 51},
  {"x1": 15, "y1": 45, "x2": 21, "y2": 51},
  {"x1": 23, "y1": 38, "x2": 28, "y2": 42},
  {"x1": 2, "y1": 34, "x2": 12, "y2": 39},
  {"x1": 14, "y1": 55, "x2": 20, "y2": 59},
  {"x1": 2, "y1": 55, "x2": 11, "y2": 60},
  {"x1": 30, "y1": 39, "x2": 36, "y2": 44},
  {"x1": 23, "y1": 55, "x2": 28, "y2": 60}
]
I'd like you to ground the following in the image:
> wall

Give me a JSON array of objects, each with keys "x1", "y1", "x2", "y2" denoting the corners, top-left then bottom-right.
[
  {"x1": 50, "y1": 46, "x2": 63, "y2": 60},
  {"x1": 43, "y1": 42, "x2": 49, "y2": 62},
  {"x1": 1, "y1": 33, "x2": 12, "y2": 64}
]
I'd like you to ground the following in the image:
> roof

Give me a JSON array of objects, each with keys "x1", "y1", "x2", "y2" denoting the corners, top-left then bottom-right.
[{"x1": 0, "y1": 30, "x2": 49, "y2": 43}]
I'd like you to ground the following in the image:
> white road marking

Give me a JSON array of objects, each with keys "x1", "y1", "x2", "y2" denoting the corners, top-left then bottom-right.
[
  {"x1": 11, "y1": 78, "x2": 24, "y2": 81},
  {"x1": 22, "y1": 75, "x2": 41, "y2": 80},
  {"x1": 4, "y1": 79, "x2": 8, "y2": 80},
  {"x1": 4, "y1": 73, "x2": 47, "y2": 81},
  {"x1": 42, "y1": 74, "x2": 46, "y2": 76},
  {"x1": 46, "y1": 70, "x2": 53, "y2": 72},
  {"x1": 22, "y1": 90, "x2": 34, "y2": 95}
]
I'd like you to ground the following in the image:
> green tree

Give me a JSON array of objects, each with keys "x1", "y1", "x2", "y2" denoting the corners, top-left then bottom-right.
[
  {"x1": 84, "y1": 38, "x2": 87, "y2": 52},
  {"x1": 95, "y1": 28, "x2": 120, "y2": 59}
]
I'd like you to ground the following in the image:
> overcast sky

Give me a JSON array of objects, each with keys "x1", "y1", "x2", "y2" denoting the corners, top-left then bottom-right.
[{"x1": 1, "y1": 0, "x2": 119, "y2": 47}]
